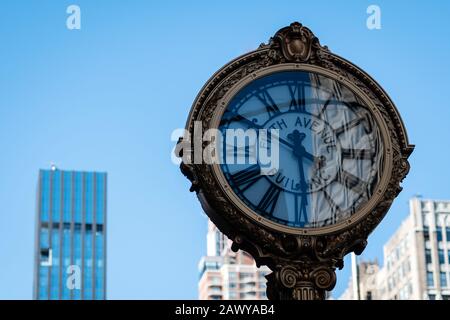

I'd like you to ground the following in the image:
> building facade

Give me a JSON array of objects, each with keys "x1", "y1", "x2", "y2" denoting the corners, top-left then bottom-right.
[
  {"x1": 339, "y1": 197, "x2": 450, "y2": 300},
  {"x1": 198, "y1": 220, "x2": 270, "y2": 300},
  {"x1": 381, "y1": 197, "x2": 450, "y2": 300},
  {"x1": 338, "y1": 259, "x2": 381, "y2": 300},
  {"x1": 33, "y1": 167, "x2": 107, "y2": 300}
]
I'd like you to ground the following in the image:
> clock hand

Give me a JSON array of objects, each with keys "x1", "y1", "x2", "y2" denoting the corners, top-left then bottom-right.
[
  {"x1": 261, "y1": 129, "x2": 295, "y2": 150},
  {"x1": 289, "y1": 130, "x2": 308, "y2": 227},
  {"x1": 228, "y1": 116, "x2": 326, "y2": 172},
  {"x1": 285, "y1": 129, "x2": 326, "y2": 169},
  {"x1": 223, "y1": 111, "x2": 296, "y2": 150},
  {"x1": 222, "y1": 112, "x2": 328, "y2": 166},
  {"x1": 299, "y1": 147, "x2": 326, "y2": 168},
  {"x1": 296, "y1": 153, "x2": 308, "y2": 193},
  {"x1": 222, "y1": 111, "x2": 264, "y2": 129},
  {"x1": 300, "y1": 147, "x2": 315, "y2": 162},
  {"x1": 290, "y1": 132, "x2": 308, "y2": 191}
]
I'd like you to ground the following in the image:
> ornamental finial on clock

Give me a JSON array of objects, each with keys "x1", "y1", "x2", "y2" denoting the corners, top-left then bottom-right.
[{"x1": 272, "y1": 21, "x2": 322, "y2": 63}]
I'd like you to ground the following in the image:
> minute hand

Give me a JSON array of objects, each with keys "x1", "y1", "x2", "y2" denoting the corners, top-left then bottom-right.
[
  {"x1": 224, "y1": 112, "x2": 296, "y2": 149},
  {"x1": 224, "y1": 113, "x2": 322, "y2": 161},
  {"x1": 271, "y1": 130, "x2": 322, "y2": 164}
]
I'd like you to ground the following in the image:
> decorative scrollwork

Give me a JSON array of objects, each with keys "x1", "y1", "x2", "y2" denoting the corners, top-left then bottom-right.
[
  {"x1": 270, "y1": 22, "x2": 326, "y2": 63},
  {"x1": 311, "y1": 267, "x2": 336, "y2": 290},
  {"x1": 279, "y1": 266, "x2": 298, "y2": 288}
]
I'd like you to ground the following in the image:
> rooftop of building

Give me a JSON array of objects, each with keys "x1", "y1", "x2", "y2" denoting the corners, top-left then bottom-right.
[{"x1": 40, "y1": 165, "x2": 107, "y2": 175}]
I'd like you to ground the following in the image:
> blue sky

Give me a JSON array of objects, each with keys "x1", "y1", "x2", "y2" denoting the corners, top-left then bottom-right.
[{"x1": 0, "y1": 0, "x2": 449, "y2": 299}]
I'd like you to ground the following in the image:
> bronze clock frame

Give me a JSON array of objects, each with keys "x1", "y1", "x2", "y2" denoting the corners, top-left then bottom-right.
[{"x1": 179, "y1": 22, "x2": 414, "y2": 300}]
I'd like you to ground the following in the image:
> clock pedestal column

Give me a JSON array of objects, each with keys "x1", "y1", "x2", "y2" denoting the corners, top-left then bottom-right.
[
  {"x1": 265, "y1": 264, "x2": 336, "y2": 300},
  {"x1": 230, "y1": 235, "x2": 340, "y2": 300}
]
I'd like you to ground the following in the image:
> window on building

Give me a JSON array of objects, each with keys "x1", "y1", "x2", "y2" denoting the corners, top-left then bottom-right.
[
  {"x1": 437, "y1": 230, "x2": 443, "y2": 242},
  {"x1": 399, "y1": 286, "x2": 408, "y2": 300},
  {"x1": 405, "y1": 258, "x2": 411, "y2": 273},
  {"x1": 39, "y1": 227, "x2": 49, "y2": 250},
  {"x1": 429, "y1": 294, "x2": 436, "y2": 300},
  {"x1": 40, "y1": 248, "x2": 52, "y2": 266},
  {"x1": 427, "y1": 272, "x2": 434, "y2": 287},
  {"x1": 240, "y1": 272, "x2": 252, "y2": 278},
  {"x1": 425, "y1": 249, "x2": 432, "y2": 264},
  {"x1": 408, "y1": 282, "x2": 413, "y2": 295},
  {"x1": 439, "y1": 249, "x2": 445, "y2": 264},
  {"x1": 424, "y1": 226, "x2": 430, "y2": 241},
  {"x1": 440, "y1": 272, "x2": 447, "y2": 288},
  {"x1": 210, "y1": 276, "x2": 221, "y2": 285}
]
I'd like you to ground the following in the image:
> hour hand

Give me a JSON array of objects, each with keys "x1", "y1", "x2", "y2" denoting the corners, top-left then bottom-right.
[
  {"x1": 303, "y1": 149, "x2": 326, "y2": 168},
  {"x1": 288, "y1": 130, "x2": 326, "y2": 167}
]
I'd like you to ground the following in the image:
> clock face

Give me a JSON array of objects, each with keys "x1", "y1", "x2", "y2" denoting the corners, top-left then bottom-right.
[{"x1": 218, "y1": 71, "x2": 384, "y2": 229}]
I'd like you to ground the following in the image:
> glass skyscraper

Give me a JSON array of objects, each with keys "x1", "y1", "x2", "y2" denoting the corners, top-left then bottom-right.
[{"x1": 33, "y1": 167, "x2": 107, "y2": 300}]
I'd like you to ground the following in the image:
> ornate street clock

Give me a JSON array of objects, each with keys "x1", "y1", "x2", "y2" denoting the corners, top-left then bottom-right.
[{"x1": 178, "y1": 22, "x2": 414, "y2": 300}]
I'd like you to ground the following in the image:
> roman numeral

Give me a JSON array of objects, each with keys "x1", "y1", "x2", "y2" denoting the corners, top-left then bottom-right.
[
  {"x1": 342, "y1": 148, "x2": 376, "y2": 160},
  {"x1": 257, "y1": 184, "x2": 281, "y2": 216},
  {"x1": 255, "y1": 89, "x2": 281, "y2": 118},
  {"x1": 318, "y1": 94, "x2": 336, "y2": 118},
  {"x1": 318, "y1": 82, "x2": 344, "y2": 118},
  {"x1": 294, "y1": 194, "x2": 308, "y2": 227},
  {"x1": 332, "y1": 81, "x2": 343, "y2": 98},
  {"x1": 333, "y1": 117, "x2": 362, "y2": 136},
  {"x1": 336, "y1": 170, "x2": 368, "y2": 195},
  {"x1": 288, "y1": 83, "x2": 306, "y2": 112},
  {"x1": 229, "y1": 165, "x2": 261, "y2": 191}
]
